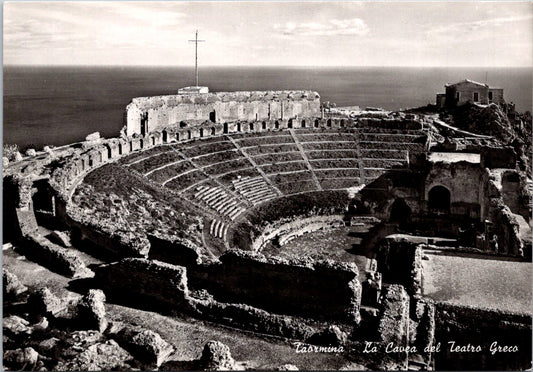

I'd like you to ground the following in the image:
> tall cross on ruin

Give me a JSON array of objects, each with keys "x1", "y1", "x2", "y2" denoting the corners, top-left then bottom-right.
[{"x1": 188, "y1": 30, "x2": 205, "y2": 87}]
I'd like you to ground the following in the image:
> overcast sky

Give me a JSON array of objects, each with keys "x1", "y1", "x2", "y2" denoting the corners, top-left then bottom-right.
[{"x1": 4, "y1": 1, "x2": 532, "y2": 66}]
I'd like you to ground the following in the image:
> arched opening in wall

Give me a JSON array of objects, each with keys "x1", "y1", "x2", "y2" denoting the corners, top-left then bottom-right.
[
  {"x1": 139, "y1": 139, "x2": 144, "y2": 149},
  {"x1": 262, "y1": 121, "x2": 267, "y2": 130},
  {"x1": 32, "y1": 180, "x2": 56, "y2": 228},
  {"x1": 428, "y1": 185, "x2": 451, "y2": 214},
  {"x1": 187, "y1": 131, "x2": 192, "y2": 140},
  {"x1": 151, "y1": 136, "x2": 156, "y2": 146},
  {"x1": 162, "y1": 131, "x2": 168, "y2": 143},
  {"x1": 118, "y1": 143, "x2": 123, "y2": 155},
  {"x1": 98, "y1": 152, "x2": 103, "y2": 163},
  {"x1": 275, "y1": 121, "x2": 280, "y2": 129},
  {"x1": 249, "y1": 122, "x2": 254, "y2": 131},
  {"x1": 81, "y1": 158, "x2": 86, "y2": 170},
  {"x1": 88, "y1": 157, "x2": 93, "y2": 167},
  {"x1": 288, "y1": 119, "x2": 293, "y2": 129},
  {"x1": 210, "y1": 110, "x2": 216, "y2": 123},
  {"x1": 129, "y1": 142, "x2": 133, "y2": 152},
  {"x1": 314, "y1": 119, "x2": 319, "y2": 128},
  {"x1": 301, "y1": 119, "x2": 306, "y2": 128},
  {"x1": 140, "y1": 112, "x2": 148, "y2": 136},
  {"x1": 200, "y1": 128, "x2": 204, "y2": 137},
  {"x1": 223, "y1": 123, "x2": 229, "y2": 134},
  {"x1": 211, "y1": 127, "x2": 216, "y2": 136},
  {"x1": 106, "y1": 146, "x2": 112, "y2": 159},
  {"x1": 237, "y1": 123, "x2": 242, "y2": 132},
  {"x1": 175, "y1": 133, "x2": 180, "y2": 142},
  {"x1": 327, "y1": 119, "x2": 332, "y2": 128},
  {"x1": 390, "y1": 198, "x2": 411, "y2": 224},
  {"x1": 340, "y1": 119, "x2": 345, "y2": 127}
]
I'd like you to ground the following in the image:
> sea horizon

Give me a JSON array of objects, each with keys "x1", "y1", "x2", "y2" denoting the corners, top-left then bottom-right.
[
  {"x1": 4, "y1": 64, "x2": 532, "y2": 68},
  {"x1": 4, "y1": 65, "x2": 532, "y2": 149}
]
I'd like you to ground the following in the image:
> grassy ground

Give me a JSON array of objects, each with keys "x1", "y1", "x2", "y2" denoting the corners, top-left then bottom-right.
[{"x1": 421, "y1": 249, "x2": 532, "y2": 313}]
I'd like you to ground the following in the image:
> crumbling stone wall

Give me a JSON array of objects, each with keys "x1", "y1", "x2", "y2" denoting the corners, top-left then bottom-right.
[
  {"x1": 95, "y1": 258, "x2": 190, "y2": 312},
  {"x1": 488, "y1": 199, "x2": 523, "y2": 256},
  {"x1": 480, "y1": 146, "x2": 516, "y2": 169},
  {"x1": 126, "y1": 91, "x2": 321, "y2": 136},
  {"x1": 376, "y1": 284, "x2": 410, "y2": 369},
  {"x1": 500, "y1": 170, "x2": 530, "y2": 219},
  {"x1": 94, "y1": 257, "x2": 353, "y2": 340},
  {"x1": 191, "y1": 250, "x2": 361, "y2": 322},
  {"x1": 376, "y1": 237, "x2": 422, "y2": 295},
  {"x1": 147, "y1": 233, "x2": 202, "y2": 266}
]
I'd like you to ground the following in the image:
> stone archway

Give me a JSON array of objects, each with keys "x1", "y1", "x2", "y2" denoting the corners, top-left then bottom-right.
[{"x1": 428, "y1": 185, "x2": 451, "y2": 214}]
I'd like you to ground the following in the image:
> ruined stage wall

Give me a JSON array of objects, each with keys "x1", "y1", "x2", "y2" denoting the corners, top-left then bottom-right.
[
  {"x1": 424, "y1": 161, "x2": 484, "y2": 219},
  {"x1": 126, "y1": 91, "x2": 321, "y2": 136}
]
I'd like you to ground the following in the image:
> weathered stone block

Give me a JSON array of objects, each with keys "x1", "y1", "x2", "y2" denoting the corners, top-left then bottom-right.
[
  {"x1": 3, "y1": 315, "x2": 33, "y2": 336},
  {"x1": 28, "y1": 288, "x2": 66, "y2": 317},
  {"x1": 55, "y1": 340, "x2": 132, "y2": 371},
  {"x1": 115, "y1": 326, "x2": 174, "y2": 367},
  {"x1": 3, "y1": 268, "x2": 28, "y2": 298},
  {"x1": 200, "y1": 340, "x2": 235, "y2": 371},
  {"x1": 85, "y1": 132, "x2": 101, "y2": 142},
  {"x1": 76, "y1": 289, "x2": 108, "y2": 332},
  {"x1": 3, "y1": 347, "x2": 39, "y2": 370}
]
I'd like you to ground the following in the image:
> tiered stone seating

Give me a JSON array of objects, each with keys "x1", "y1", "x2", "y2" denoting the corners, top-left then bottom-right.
[
  {"x1": 232, "y1": 177, "x2": 277, "y2": 204},
  {"x1": 268, "y1": 171, "x2": 319, "y2": 195},
  {"x1": 306, "y1": 150, "x2": 358, "y2": 159},
  {"x1": 357, "y1": 129, "x2": 426, "y2": 183},
  {"x1": 129, "y1": 151, "x2": 183, "y2": 175},
  {"x1": 118, "y1": 145, "x2": 170, "y2": 166},
  {"x1": 148, "y1": 160, "x2": 196, "y2": 184},
  {"x1": 194, "y1": 185, "x2": 246, "y2": 220},
  {"x1": 292, "y1": 131, "x2": 360, "y2": 190},
  {"x1": 110, "y1": 128, "x2": 428, "y2": 208},
  {"x1": 210, "y1": 219, "x2": 228, "y2": 239},
  {"x1": 358, "y1": 131, "x2": 426, "y2": 154},
  {"x1": 165, "y1": 170, "x2": 209, "y2": 190},
  {"x1": 234, "y1": 134, "x2": 295, "y2": 148},
  {"x1": 259, "y1": 161, "x2": 308, "y2": 174},
  {"x1": 251, "y1": 152, "x2": 304, "y2": 165}
]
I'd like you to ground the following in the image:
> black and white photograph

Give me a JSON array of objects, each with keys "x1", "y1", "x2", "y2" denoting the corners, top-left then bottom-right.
[{"x1": 2, "y1": 1, "x2": 532, "y2": 370}]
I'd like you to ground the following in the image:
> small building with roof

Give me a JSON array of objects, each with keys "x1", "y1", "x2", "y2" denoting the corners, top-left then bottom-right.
[{"x1": 436, "y1": 79, "x2": 504, "y2": 109}]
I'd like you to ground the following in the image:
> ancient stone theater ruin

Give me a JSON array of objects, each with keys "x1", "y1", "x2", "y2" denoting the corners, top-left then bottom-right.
[{"x1": 3, "y1": 86, "x2": 532, "y2": 370}]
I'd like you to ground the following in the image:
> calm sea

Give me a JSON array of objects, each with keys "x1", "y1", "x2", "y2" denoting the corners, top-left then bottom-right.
[{"x1": 3, "y1": 66, "x2": 531, "y2": 149}]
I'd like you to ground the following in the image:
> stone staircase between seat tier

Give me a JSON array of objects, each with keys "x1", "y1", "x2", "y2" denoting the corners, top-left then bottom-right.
[
  {"x1": 232, "y1": 177, "x2": 278, "y2": 204},
  {"x1": 209, "y1": 219, "x2": 228, "y2": 240},
  {"x1": 194, "y1": 185, "x2": 246, "y2": 220}
]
